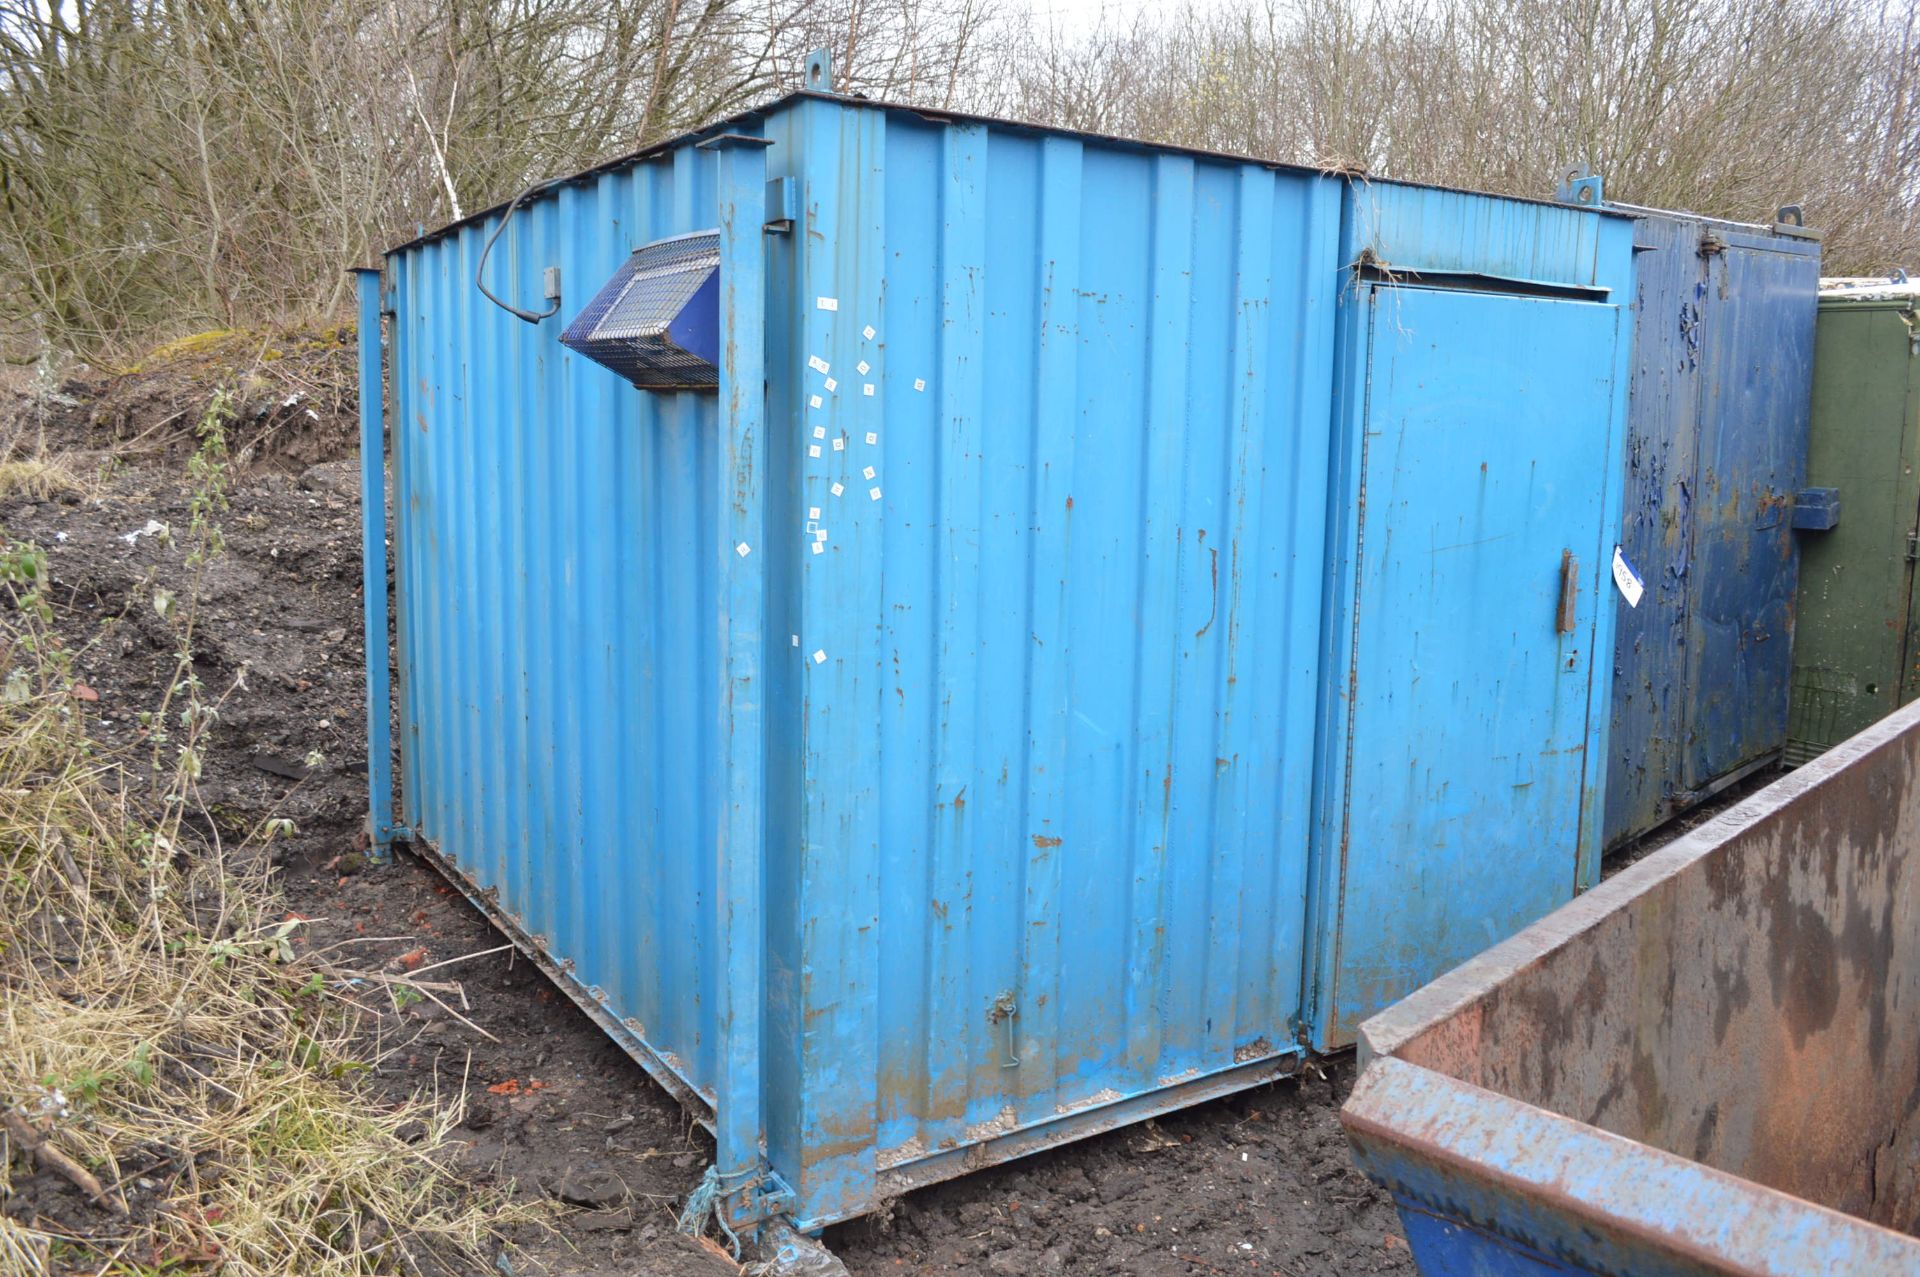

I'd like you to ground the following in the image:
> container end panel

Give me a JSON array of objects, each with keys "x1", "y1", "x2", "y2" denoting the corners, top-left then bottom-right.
[
  {"x1": 780, "y1": 106, "x2": 1340, "y2": 1220},
  {"x1": 1607, "y1": 212, "x2": 1821, "y2": 847}
]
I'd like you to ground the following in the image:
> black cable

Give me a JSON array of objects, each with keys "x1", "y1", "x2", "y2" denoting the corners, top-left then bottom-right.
[{"x1": 475, "y1": 180, "x2": 560, "y2": 324}]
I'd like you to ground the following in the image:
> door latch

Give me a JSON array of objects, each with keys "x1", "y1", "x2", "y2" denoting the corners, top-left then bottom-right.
[{"x1": 1557, "y1": 550, "x2": 1579, "y2": 634}]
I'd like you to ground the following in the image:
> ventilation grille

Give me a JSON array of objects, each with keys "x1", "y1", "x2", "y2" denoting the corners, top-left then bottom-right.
[{"x1": 560, "y1": 230, "x2": 721, "y2": 390}]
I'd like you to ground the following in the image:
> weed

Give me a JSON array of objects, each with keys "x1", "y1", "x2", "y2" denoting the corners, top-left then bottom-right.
[
  {"x1": 0, "y1": 459, "x2": 83, "y2": 501},
  {"x1": 0, "y1": 389, "x2": 520, "y2": 1275}
]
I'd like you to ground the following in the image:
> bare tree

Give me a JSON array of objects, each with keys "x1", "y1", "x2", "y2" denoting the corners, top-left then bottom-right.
[{"x1": 1, "y1": 0, "x2": 1914, "y2": 358}]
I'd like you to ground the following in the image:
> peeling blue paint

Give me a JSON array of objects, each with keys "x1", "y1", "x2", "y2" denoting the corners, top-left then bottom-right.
[{"x1": 1604, "y1": 212, "x2": 1820, "y2": 848}]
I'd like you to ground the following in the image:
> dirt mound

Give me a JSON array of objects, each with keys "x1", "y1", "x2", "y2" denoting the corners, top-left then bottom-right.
[{"x1": 3, "y1": 325, "x2": 359, "y2": 473}]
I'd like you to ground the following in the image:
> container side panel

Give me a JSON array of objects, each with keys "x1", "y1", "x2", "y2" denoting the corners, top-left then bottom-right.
[
  {"x1": 1789, "y1": 301, "x2": 1920, "y2": 758},
  {"x1": 799, "y1": 107, "x2": 1336, "y2": 1225},
  {"x1": 1680, "y1": 240, "x2": 1819, "y2": 791},
  {"x1": 388, "y1": 139, "x2": 741, "y2": 1105},
  {"x1": 1604, "y1": 215, "x2": 1706, "y2": 847},
  {"x1": 389, "y1": 252, "x2": 417, "y2": 830},
  {"x1": 1315, "y1": 284, "x2": 1624, "y2": 1048}
]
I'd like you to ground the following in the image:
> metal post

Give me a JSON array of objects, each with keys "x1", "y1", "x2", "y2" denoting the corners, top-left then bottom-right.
[
  {"x1": 702, "y1": 132, "x2": 774, "y2": 1220},
  {"x1": 355, "y1": 267, "x2": 397, "y2": 861}
]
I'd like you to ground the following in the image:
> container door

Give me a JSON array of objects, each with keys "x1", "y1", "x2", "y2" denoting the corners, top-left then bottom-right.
[
  {"x1": 1603, "y1": 216, "x2": 1708, "y2": 848},
  {"x1": 1680, "y1": 241, "x2": 1818, "y2": 791},
  {"x1": 1314, "y1": 283, "x2": 1621, "y2": 1048},
  {"x1": 1897, "y1": 326, "x2": 1920, "y2": 710},
  {"x1": 1789, "y1": 301, "x2": 1920, "y2": 759}
]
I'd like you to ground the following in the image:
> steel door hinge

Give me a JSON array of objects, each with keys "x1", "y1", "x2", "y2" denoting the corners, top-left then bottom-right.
[{"x1": 1907, "y1": 534, "x2": 1918, "y2": 564}]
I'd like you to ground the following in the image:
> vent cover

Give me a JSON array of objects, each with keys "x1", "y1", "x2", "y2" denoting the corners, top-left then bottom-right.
[{"x1": 560, "y1": 230, "x2": 721, "y2": 390}]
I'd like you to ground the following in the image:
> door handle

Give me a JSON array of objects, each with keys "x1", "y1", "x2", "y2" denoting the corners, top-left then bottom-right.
[{"x1": 1557, "y1": 550, "x2": 1578, "y2": 634}]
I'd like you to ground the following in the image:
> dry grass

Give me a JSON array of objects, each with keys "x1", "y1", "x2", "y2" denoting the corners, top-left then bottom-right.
[
  {"x1": 0, "y1": 458, "x2": 86, "y2": 502},
  {"x1": 0, "y1": 493, "x2": 517, "y2": 1272}
]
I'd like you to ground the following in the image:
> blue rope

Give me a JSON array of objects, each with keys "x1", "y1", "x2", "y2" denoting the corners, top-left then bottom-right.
[{"x1": 677, "y1": 1163, "x2": 755, "y2": 1257}]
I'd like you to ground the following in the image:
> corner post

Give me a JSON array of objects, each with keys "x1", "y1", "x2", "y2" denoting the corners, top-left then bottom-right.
[
  {"x1": 702, "y1": 132, "x2": 776, "y2": 1223},
  {"x1": 355, "y1": 267, "x2": 398, "y2": 862}
]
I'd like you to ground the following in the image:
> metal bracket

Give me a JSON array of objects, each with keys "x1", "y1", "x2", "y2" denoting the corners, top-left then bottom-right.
[
  {"x1": 803, "y1": 48, "x2": 834, "y2": 94},
  {"x1": 363, "y1": 815, "x2": 411, "y2": 864},
  {"x1": 1554, "y1": 165, "x2": 1604, "y2": 208},
  {"x1": 765, "y1": 175, "x2": 798, "y2": 234},
  {"x1": 990, "y1": 991, "x2": 1020, "y2": 1068},
  {"x1": 719, "y1": 1167, "x2": 797, "y2": 1232},
  {"x1": 1793, "y1": 487, "x2": 1841, "y2": 532},
  {"x1": 1773, "y1": 203, "x2": 1822, "y2": 240}
]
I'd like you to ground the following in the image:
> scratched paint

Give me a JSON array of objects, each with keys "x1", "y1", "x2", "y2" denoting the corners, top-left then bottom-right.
[
  {"x1": 1346, "y1": 699, "x2": 1920, "y2": 1274},
  {"x1": 1604, "y1": 211, "x2": 1820, "y2": 848}
]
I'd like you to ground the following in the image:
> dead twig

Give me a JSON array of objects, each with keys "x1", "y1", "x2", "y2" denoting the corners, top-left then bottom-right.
[{"x1": 3, "y1": 1111, "x2": 128, "y2": 1215}]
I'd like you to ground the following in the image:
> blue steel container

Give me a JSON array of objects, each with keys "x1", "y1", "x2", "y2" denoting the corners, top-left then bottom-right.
[
  {"x1": 1585, "y1": 187, "x2": 1823, "y2": 849},
  {"x1": 357, "y1": 69, "x2": 1635, "y2": 1229}
]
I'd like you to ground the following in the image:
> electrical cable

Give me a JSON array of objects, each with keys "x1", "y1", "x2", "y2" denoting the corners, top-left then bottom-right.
[{"x1": 475, "y1": 180, "x2": 561, "y2": 324}]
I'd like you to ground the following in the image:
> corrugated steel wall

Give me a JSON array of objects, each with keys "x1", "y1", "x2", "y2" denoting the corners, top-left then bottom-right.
[
  {"x1": 1681, "y1": 230, "x2": 1819, "y2": 787},
  {"x1": 389, "y1": 136, "x2": 748, "y2": 1108},
  {"x1": 388, "y1": 96, "x2": 1346, "y2": 1225},
  {"x1": 763, "y1": 97, "x2": 1344, "y2": 1220},
  {"x1": 1607, "y1": 213, "x2": 1704, "y2": 844}
]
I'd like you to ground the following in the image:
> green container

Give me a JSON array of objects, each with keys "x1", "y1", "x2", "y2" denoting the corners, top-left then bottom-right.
[{"x1": 1788, "y1": 284, "x2": 1920, "y2": 763}]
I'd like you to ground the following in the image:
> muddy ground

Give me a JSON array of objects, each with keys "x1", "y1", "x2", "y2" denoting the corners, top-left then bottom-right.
[{"x1": 0, "y1": 350, "x2": 1750, "y2": 1275}]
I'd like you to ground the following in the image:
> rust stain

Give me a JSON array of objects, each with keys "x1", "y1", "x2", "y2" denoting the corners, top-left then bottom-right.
[
  {"x1": 1196, "y1": 544, "x2": 1219, "y2": 639},
  {"x1": 1032, "y1": 834, "x2": 1062, "y2": 849}
]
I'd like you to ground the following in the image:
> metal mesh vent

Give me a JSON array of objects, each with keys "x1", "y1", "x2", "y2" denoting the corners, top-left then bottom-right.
[
  {"x1": 1786, "y1": 665, "x2": 1853, "y2": 766},
  {"x1": 560, "y1": 230, "x2": 721, "y2": 390}
]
